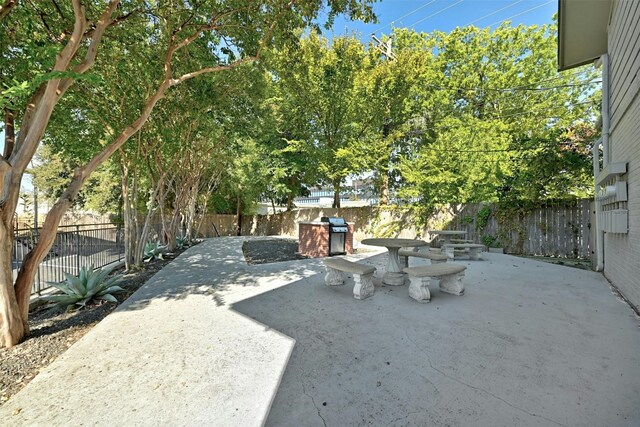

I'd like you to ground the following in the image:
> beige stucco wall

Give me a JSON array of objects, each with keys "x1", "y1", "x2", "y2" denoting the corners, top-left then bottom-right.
[{"x1": 603, "y1": 0, "x2": 640, "y2": 311}]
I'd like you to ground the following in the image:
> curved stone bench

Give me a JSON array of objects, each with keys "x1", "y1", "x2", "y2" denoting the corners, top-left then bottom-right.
[
  {"x1": 323, "y1": 258, "x2": 376, "y2": 300},
  {"x1": 441, "y1": 243, "x2": 485, "y2": 260},
  {"x1": 403, "y1": 264, "x2": 466, "y2": 302},
  {"x1": 398, "y1": 248, "x2": 448, "y2": 268}
]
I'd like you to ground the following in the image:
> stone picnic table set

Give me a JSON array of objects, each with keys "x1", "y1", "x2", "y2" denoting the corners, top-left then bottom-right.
[
  {"x1": 323, "y1": 237, "x2": 468, "y2": 303},
  {"x1": 430, "y1": 230, "x2": 485, "y2": 260}
]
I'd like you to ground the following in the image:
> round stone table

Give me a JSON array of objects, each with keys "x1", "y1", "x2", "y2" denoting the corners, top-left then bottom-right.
[{"x1": 360, "y1": 238, "x2": 428, "y2": 285}]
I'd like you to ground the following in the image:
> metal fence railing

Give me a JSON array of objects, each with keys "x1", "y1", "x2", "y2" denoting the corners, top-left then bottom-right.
[{"x1": 13, "y1": 223, "x2": 124, "y2": 296}]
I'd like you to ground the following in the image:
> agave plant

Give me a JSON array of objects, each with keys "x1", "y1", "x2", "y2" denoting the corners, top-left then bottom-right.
[
  {"x1": 43, "y1": 265, "x2": 124, "y2": 310},
  {"x1": 144, "y1": 241, "x2": 166, "y2": 262},
  {"x1": 175, "y1": 235, "x2": 189, "y2": 250}
]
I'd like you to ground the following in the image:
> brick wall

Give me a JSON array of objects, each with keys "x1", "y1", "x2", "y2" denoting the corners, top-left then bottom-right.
[
  {"x1": 298, "y1": 223, "x2": 354, "y2": 257},
  {"x1": 298, "y1": 223, "x2": 329, "y2": 257},
  {"x1": 346, "y1": 224, "x2": 354, "y2": 254}
]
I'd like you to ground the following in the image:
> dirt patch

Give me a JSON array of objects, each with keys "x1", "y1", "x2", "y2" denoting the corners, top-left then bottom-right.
[
  {"x1": 517, "y1": 255, "x2": 592, "y2": 270},
  {"x1": 0, "y1": 244, "x2": 193, "y2": 405},
  {"x1": 242, "y1": 238, "x2": 308, "y2": 264}
]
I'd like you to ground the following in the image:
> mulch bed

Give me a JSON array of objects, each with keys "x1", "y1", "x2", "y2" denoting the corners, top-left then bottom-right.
[
  {"x1": 0, "y1": 245, "x2": 192, "y2": 405},
  {"x1": 242, "y1": 238, "x2": 307, "y2": 264}
]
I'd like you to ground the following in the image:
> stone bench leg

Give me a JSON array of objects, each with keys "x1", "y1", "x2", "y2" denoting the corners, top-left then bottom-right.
[
  {"x1": 439, "y1": 272, "x2": 465, "y2": 296},
  {"x1": 401, "y1": 256, "x2": 409, "y2": 268},
  {"x1": 443, "y1": 246, "x2": 455, "y2": 259},
  {"x1": 325, "y1": 267, "x2": 344, "y2": 286},
  {"x1": 469, "y1": 247, "x2": 482, "y2": 260},
  {"x1": 353, "y1": 272, "x2": 375, "y2": 300},
  {"x1": 408, "y1": 276, "x2": 431, "y2": 303}
]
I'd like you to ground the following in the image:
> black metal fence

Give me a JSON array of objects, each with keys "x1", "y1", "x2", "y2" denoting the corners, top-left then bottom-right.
[{"x1": 13, "y1": 223, "x2": 124, "y2": 295}]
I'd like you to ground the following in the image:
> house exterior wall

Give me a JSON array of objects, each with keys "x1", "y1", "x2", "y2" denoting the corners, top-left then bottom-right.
[{"x1": 604, "y1": 0, "x2": 640, "y2": 310}]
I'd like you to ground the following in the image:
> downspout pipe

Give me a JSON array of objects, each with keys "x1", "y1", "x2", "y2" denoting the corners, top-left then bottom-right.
[
  {"x1": 592, "y1": 53, "x2": 610, "y2": 272},
  {"x1": 593, "y1": 138, "x2": 604, "y2": 271},
  {"x1": 601, "y1": 53, "x2": 610, "y2": 165}
]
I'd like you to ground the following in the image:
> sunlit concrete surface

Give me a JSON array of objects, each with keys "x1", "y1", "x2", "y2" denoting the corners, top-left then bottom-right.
[{"x1": 2, "y1": 237, "x2": 639, "y2": 426}]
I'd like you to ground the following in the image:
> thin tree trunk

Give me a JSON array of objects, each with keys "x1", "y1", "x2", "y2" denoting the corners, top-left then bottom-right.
[
  {"x1": 135, "y1": 199, "x2": 156, "y2": 266},
  {"x1": 121, "y1": 161, "x2": 134, "y2": 269},
  {"x1": 380, "y1": 173, "x2": 389, "y2": 205},
  {"x1": 3, "y1": 108, "x2": 15, "y2": 159},
  {"x1": 184, "y1": 186, "x2": 198, "y2": 241},
  {"x1": 236, "y1": 187, "x2": 242, "y2": 236},
  {"x1": 333, "y1": 181, "x2": 341, "y2": 209},
  {"x1": 286, "y1": 194, "x2": 293, "y2": 211}
]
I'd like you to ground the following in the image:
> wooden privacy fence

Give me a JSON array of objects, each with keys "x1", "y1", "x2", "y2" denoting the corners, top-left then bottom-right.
[{"x1": 448, "y1": 200, "x2": 592, "y2": 258}]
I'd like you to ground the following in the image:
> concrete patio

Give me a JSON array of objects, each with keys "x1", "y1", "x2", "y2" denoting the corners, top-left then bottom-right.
[{"x1": 1, "y1": 237, "x2": 639, "y2": 426}]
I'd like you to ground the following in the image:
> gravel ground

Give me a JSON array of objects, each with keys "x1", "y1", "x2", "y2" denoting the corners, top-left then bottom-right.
[
  {"x1": 242, "y1": 238, "x2": 307, "y2": 264},
  {"x1": 0, "y1": 245, "x2": 192, "y2": 405}
]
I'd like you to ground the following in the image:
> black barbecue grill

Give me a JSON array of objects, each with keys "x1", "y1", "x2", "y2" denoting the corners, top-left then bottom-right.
[{"x1": 321, "y1": 216, "x2": 348, "y2": 256}]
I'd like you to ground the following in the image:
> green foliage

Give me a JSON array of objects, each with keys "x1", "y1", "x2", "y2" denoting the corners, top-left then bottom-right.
[
  {"x1": 32, "y1": 144, "x2": 121, "y2": 214},
  {"x1": 42, "y1": 265, "x2": 124, "y2": 310},
  {"x1": 481, "y1": 235, "x2": 501, "y2": 248},
  {"x1": 270, "y1": 33, "x2": 370, "y2": 205},
  {"x1": 395, "y1": 23, "x2": 599, "y2": 208},
  {"x1": 476, "y1": 206, "x2": 491, "y2": 230},
  {"x1": 461, "y1": 215, "x2": 474, "y2": 225},
  {"x1": 144, "y1": 242, "x2": 166, "y2": 262},
  {"x1": 497, "y1": 123, "x2": 597, "y2": 206},
  {"x1": 175, "y1": 236, "x2": 189, "y2": 250}
]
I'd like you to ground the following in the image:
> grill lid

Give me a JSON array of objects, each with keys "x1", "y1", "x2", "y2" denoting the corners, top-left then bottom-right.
[{"x1": 321, "y1": 216, "x2": 347, "y2": 226}]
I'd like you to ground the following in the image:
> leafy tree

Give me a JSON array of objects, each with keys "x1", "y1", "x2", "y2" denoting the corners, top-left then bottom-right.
[
  {"x1": 272, "y1": 33, "x2": 369, "y2": 207},
  {"x1": 498, "y1": 122, "x2": 597, "y2": 205},
  {"x1": 396, "y1": 23, "x2": 599, "y2": 210},
  {"x1": 354, "y1": 29, "x2": 438, "y2": 204}
]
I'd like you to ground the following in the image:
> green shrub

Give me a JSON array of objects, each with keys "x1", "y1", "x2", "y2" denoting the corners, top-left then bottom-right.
[
  {"x1": 175, "y1": 235, "x2": 189, "y2": 250},
  {"x1": 43, "y1": 265, "x2": 124, "y2": 310},
  {"x1": 144, "y1": 242, "x2": 165, "y2": 262},
  {"x1": 476, "y1": 206, "x2": 491, "y2": 230},
  {"x1": 481, "y1": 235, "x2": 501, "y2": 248}
]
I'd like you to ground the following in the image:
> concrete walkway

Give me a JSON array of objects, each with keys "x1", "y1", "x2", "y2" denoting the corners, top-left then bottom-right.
[{"x1": 1, "y1": 237, "x2": 639, "y2": 426}]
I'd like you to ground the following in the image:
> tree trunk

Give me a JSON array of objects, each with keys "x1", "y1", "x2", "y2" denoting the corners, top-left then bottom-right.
[
  {"x1": 0, "y1": 216, "x2": 26, "y2": 348},
  {"x1": 135, "y1": 200, "x2": 156, "y2": 266},
  {"x1": 184, "y1": 186, "x2": 198, "y2": 241},
  {"x1": 236, "y1": 187, "x2": 242, "y2": 236},
  {"x1": 332, "y1": 181, "x2": 341, "y2": 209},
  {"x1": 3, "y1": 108, "x2": 15, "y2": 159},
  {"x1": 121, "y1": 162, "x2": 135, "y2": 270},
  {"x1": 380, "y1": 173, "x2": 389, "y2": 205}
]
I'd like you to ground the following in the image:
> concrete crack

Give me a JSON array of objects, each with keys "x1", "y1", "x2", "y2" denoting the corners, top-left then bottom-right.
[
  {"x1": 403, "y1": 331, "x2": 565, "y2": 427},
  {"x1": 385, "y1": 410, "x2": 424, "y2": 427},
  {"x1": 297, "y1": 347, "x2": 327, "y2": 427}
]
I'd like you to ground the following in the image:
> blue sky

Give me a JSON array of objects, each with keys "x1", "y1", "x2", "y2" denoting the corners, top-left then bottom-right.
[{"x1": 326, "y1": 0, "x2": 556, "y2": 38}]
